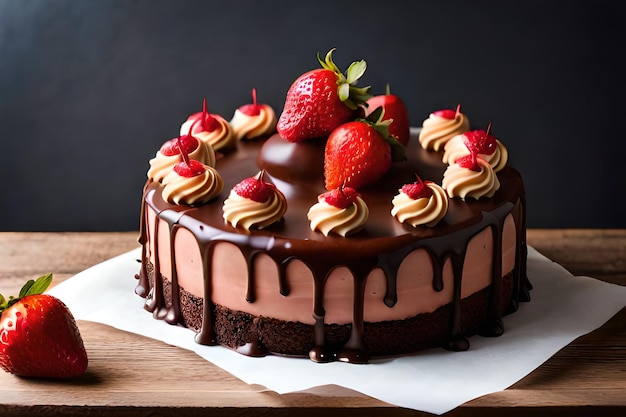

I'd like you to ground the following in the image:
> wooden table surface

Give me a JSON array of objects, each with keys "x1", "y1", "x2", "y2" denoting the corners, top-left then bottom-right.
[{"x1": 0, "y1": 230, "x2": 624, "y2": 416}]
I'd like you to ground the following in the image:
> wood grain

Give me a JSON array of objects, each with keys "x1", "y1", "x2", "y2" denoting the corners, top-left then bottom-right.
[
  {"x1": 527, "y1": 229, "x2": 626, "y2": 284},
  {"x1": 0, "y1": 232, "x2": 140, "y2": 294},
  {"x1": 0, "y1": 231, "x2": 624, "y2": 416}
]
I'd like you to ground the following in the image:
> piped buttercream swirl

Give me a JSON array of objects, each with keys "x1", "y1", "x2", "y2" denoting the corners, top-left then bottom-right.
[
  {"x1": 180, "y1": 115, "x2": 236, "y2": 152},
  {"x1": 230, "y1": 105, "x2": 277, "y2": 140},
  {"x1": 161, "y1": 165, "x2": 224, "y2": 205},
  {"x1": 307, "y1": 195, "x2": 369, "y2": 237},
  {"x1": 147, "y1": 138, "x2": 216, "y2": 183},
  {"x1": 419, "y1": 111, "x2": 470, "y2": 151},
  {"x1": 222, "y1": 185, "x2": 287, "y2": 230},
  {"x1": 391, "y1": 182, "x2": 448, "y2": 227},
  {"x1": 442, "y1": 134, "x2": 508, "y2": 172},
  {"x1": 442, "y1": 157, "x2": 500, "y2": 200}
]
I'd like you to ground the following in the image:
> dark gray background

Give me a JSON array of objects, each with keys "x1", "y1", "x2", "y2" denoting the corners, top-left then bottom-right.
[{"x1": 1, "y1": 0, "x2": 624, "y2": 231}]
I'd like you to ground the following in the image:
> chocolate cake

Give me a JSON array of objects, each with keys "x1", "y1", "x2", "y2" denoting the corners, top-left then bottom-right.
[
  {"x1": 134, "y1": 50, "x2": 530, "y2": 363},
  {"x1": 136, "y1": 127, "x2": 530, "y2": 363}
]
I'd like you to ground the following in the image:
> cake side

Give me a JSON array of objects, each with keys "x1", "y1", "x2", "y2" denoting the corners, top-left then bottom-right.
[{"x1": 146, "y1": 265, "x2": 515, "y2": 358}]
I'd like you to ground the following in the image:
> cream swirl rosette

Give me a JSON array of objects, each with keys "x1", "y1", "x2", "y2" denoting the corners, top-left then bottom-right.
[
  {"x1": 222, "y1": 171, "x2": 287, "y2": 230},
  {"x1": 230, "y1": 89, "x2": 277, "y2": 140},
  {"x1": 180, "y1": 114, "x2": 236, "y2": 152},
  {"x1": 180, "y1": 99, "x2": 236, "y2": 152},
  {"x1": 147, "y1": 135, "x2": 216, "y2": 183},
  {"x1": 391, "y1": 180, "x2": 448, "y2": 227},
  {"x1": 307, "y1": 187, "x2": 369, "y2": 237},
  {"x1": 161, "y1": 161, "x2": 224, "y2": 205},
  {"x1": 418, "y1": 106, "x2": 470, "y2": 151},
  {"x1": 442, "y1": 131, "x2": 508, "y2": 172},
  {"x1": 442, "y1": 155, "x2": 500, "y2": 200}
]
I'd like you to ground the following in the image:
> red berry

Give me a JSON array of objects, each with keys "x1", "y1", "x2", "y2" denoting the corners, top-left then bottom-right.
[
  {"x1": 324, "y1": 120, "x2": 392, "y2": 190},
  {"x1": 432, "y1": 104, "x2": 462, "y2": 120},
  {"x1": 462, "y1": 127, "x2": 497, "y2": 156},
  {"x1": 401, "y1": 177, "x2": 433, "y2": 200},
  {"x1": 455, "y1": 153, "x2": 481, "y2": 172},
  {"x1": 233, "y1": 172, "x2": 275, "y2": 202},
  {"x1": 323, "y1": 186, "x2": 360, "y2": 209},
  {"x1": 432, "y1": 109, "x2": 456, "y2": 119},
  {"x1": 160, "y1": 135, "x2": 199, "y2": 157},
  {"x1": 366, "y1": 85, "x2": 410, "y2": 146},
  {"x1": 277, "y1": 49, "x2": 371, "y2": 143},
  {"x1": 170, "y1": 135, "x2": 206, "y2": 178},
  {"x1": 0, "y1": 274, "x2": 88, "y2": 378},
  {"x1": 238, "y1": 88, "x2": 262, "y2": 116},
  {"x1": 186, "y1": 98, "x2": 221, "y2": 133},
  {"x1": 173, "y1": 160, "x2": 206, "y2": 177}
]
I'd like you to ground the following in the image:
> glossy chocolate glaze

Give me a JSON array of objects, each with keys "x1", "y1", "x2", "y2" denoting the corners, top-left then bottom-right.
[{"x1": 136, "y1": 129, "x2": 530, "y2": 363}]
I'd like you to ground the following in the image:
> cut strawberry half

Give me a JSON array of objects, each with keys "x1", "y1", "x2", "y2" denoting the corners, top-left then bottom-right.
[
  {"x1": 433, "y1": 104, "x2": 462, "y2": 120},
  {"x1": 173, "y1": 160, "x2": 206, "y2": 177},
  {"x1": 462, "y1": 124, "x2": 497, "y2": 156},
  {"x1": 238, "y1": 88, "x2": 262, "y2": 116},
  {"x1": 233, "y1": 171, "x2": 275, "y2": 203},
  {"x1": 171, "y1": 135, "x2": 206, "y2": 178},
  {"x1": 160, "y1": 134, "x2": 199, "y2": 157},
  {"x1": 323, "y1": 186, "x2": 360, "y2": 209},
  {"x1": 401, "y1": 176, "x2": 433, "y2": 200},
  {"x1": 455, "y1": 152, "x2": 481, "y2": 172}
]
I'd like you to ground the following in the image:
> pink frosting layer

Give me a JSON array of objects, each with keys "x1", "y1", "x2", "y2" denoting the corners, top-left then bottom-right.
[{"x1": 146, "y1": 206, "x2": 516, "y2": 325}]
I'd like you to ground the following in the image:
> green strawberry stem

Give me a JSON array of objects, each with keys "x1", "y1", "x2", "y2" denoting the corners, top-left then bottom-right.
[
  {"x1": 0, "y1": 273, "x2": 53, "y2": 314},
  {"x1": 360, "y1": 107, "x2": 406, "y2": 162},
  {"x1": 317, "y1": 48, "x2": 371, "y2": 110}
]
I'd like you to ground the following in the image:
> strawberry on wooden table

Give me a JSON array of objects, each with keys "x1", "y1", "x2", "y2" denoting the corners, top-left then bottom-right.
[
  {"x1": 324, "y1": 107, "x2": 406, "y2": 190},
  {"x1": 366, "y1": 84, "x2": 411, "y2": 146},
  {"x1": 0, "y1": 274, "x2": 88, "y2": 378},
  {"x1": 277, "y1": 48, "x2": 371, "y2": 142}
]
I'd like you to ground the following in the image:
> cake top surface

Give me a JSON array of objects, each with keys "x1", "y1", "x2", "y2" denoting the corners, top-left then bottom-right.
[
  {"x1": 145, "y1": 129, "x2": 522, "y2": 246},
  {"x1": 144, "y1": 49, "x2": 523, "y2": 249}
]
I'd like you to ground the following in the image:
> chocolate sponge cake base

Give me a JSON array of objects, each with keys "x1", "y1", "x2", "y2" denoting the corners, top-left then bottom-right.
[{"x1": 147, "y1": 261, "x2": 515, "y2": 358}]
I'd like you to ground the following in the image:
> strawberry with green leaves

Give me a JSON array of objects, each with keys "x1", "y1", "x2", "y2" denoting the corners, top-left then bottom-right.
[
  {"x1": 324, "y1": 107, "x2": 406, "y2": 190},
  {"x1": 0, "y1": 274, "x2": 88, "y2": 378},
  {"x1": 277, "y1": 48, "x2": 371, "y2": 143}
]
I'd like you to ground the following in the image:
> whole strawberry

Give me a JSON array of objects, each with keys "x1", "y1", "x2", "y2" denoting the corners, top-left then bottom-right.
[
  {"x1": 366, "y1": 84, "x2": 411, "y2": 146},
  {"x1": 277, "y1": 48, "x2": 371, "y2": 143},
  {"x1": 324, "y1": 108, "x2": 406, "y2": 190},
  {"x1": 0, "y1": 274, "x2": 88, "y2": 378}
]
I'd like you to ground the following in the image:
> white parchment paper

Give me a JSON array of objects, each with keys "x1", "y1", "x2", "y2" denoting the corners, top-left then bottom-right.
[{"x1": 48, "y1": 247, "x2": 626, "y2": 414}]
